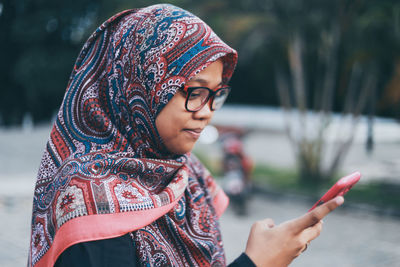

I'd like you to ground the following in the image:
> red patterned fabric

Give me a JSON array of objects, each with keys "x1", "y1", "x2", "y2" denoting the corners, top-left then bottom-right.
[{"x1": 29, "y1": 4, "x2": 237, "y2": 267}]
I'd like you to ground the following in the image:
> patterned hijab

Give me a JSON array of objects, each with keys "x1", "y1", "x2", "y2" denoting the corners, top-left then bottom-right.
[{"x1": 29, "y1": 4, "x2": 237, "y2": 267}]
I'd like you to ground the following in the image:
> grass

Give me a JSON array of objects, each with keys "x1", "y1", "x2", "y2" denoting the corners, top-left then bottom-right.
[
  {"x1": 252, "y1": 164, "x2": 400, "y2": 212},
  {"x1": 344, "y1": 182, "x2": 400, "y2": 210},
  {"x1": 194, "y1": 150, "x2": 400, "y2": 213},
  {"x1": 193, "y1": 151, "x2": 223, "y2": 177}
]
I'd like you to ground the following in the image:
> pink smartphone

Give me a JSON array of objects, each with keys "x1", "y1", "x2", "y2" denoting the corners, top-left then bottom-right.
[{"x1": 308, "y1": 171, "x2": 361, "y2": 211}]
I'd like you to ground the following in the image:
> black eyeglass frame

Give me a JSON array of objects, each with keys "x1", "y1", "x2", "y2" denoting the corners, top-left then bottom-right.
[{"x1": 181, "y1": 85, "x2": 231, "y2": 112}]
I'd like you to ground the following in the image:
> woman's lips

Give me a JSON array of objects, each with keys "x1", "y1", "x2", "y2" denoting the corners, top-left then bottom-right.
[{"x1": 183, "y1": 128, "x2": 203, "y2": 139}]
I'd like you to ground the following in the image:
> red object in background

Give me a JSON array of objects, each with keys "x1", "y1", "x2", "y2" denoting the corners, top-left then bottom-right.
[
  {"x1": 218, "y1": 126, "x2": 254, "y2": 215},
  {"x1": 223, "y1": 138, "x2": 243, "y2": 154}
]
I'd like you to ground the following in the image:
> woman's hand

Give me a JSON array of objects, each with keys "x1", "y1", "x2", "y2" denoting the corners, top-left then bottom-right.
[{"x1": 245, "y1": 196, "x2": 344, "y2": 267}]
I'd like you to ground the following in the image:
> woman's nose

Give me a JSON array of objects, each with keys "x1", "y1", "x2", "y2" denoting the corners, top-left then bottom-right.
[{"x1": 193, "y1": 100, "x2": 214, "y2": 120}]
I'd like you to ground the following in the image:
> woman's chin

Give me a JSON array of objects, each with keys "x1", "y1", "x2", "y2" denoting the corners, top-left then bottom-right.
[{"x1": 166, "y1": 143, "x2": 195, "y2": 156}]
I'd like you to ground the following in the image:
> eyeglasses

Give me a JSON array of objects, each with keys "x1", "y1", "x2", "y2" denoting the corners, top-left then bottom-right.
[{"x1": 181, "y1": 84, "x2": 231, "y2": 112}]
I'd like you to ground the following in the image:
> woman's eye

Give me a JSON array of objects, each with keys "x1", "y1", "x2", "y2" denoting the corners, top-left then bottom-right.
[{"x1": 189, "y1": 92, "x2": 202, "y2": 99}]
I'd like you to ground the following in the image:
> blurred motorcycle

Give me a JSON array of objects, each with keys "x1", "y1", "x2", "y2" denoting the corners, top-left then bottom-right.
[{"x1": 219, "y1": 128, "x2": 253, "y2": 216}]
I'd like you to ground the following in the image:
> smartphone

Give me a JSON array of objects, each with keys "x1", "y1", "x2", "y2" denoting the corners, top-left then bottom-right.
[{"x1": 308, "y1": 171, "x2": 361, "y2": 211}]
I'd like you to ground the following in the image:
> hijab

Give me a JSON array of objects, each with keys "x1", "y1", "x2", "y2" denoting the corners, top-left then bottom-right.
[{"x1": 29, "y1": 4, "x2": 237, "y2": 267}]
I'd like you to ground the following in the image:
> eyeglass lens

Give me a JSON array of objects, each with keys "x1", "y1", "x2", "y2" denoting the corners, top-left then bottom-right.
[
  {"x1": 186, "y1": 87, "x2": 230, "y2": 111},
  {"x1": 212, "y1": 88, "x2": 230, "y2": 110}
]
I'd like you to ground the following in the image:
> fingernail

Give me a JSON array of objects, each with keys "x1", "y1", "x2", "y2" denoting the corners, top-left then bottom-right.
[
  {"x1": 336, "y1": 196, "x2": 344, "y2": 205},
  {"x1": 321, "y1": 219, "x2": 324, "y2": 224}
]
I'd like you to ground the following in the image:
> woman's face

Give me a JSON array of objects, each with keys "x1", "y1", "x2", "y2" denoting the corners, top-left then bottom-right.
[{"x1": 156, "y1": 59, "x2": 224, "y2": 155}]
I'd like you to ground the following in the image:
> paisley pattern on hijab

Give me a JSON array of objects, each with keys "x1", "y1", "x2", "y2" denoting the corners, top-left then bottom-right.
[{"x1": 29, "y1": 4, "x2": 237, "y2": 267}]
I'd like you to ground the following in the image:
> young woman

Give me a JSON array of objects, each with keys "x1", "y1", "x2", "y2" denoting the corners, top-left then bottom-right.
[{"x1": 29, "y1": 4, "x2": 343, "y2": 267}]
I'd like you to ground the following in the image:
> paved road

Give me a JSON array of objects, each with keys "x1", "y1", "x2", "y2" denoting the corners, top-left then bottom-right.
[{"x1": 0, "y1": 195, "x2": 32, "y2": 267}]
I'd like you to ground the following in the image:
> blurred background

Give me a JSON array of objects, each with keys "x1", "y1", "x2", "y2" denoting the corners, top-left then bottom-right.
[{"x1": 0, "y1": 0, "x2": 399, "y2": 266}]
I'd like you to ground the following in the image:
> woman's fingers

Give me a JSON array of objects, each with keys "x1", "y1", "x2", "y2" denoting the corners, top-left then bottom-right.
[
  {"x1": 301, "y1": 221, "x2": 323, "y2": 243},
  {"x1": 249, "y1": 218, "x2": 275, "y2": 235},
  {"x1": 290, "y1": 196, "x2": 344, "y2": 233},
  {"x1": 245, "y1": 197, "x2": 344, "y2": 266}
]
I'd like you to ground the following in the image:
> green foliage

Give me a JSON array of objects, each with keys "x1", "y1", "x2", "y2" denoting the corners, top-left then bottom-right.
[
  {"x1": 344, "y1": 182, "x2": 400, "y2": 210},
  {"x1": 1, "y1": 0, "x2": 99, "y2": 124},
  {"x1": 192, "y1": 150, "x2": 222, "y2": 177},
  {"x1": 252, "y1": 164, "x2": 298, "y2": 189},
  {"x1": 1, "y1": 0, "x2": 399, "y2": 125},
  {"x1": 253, "y1": 165, "x2": 400, "y2": 210}
]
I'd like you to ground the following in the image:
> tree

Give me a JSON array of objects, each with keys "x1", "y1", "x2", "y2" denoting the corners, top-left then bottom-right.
[
  {"x1": 1, "y1": 0, "x2": 399, "y2": 129},
  {"x1": 271, "y1": 0, "x2": 397, "y2": 182},
  {"x1": 0, "y1": 0, "x2": 171, "y2": 125}
]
